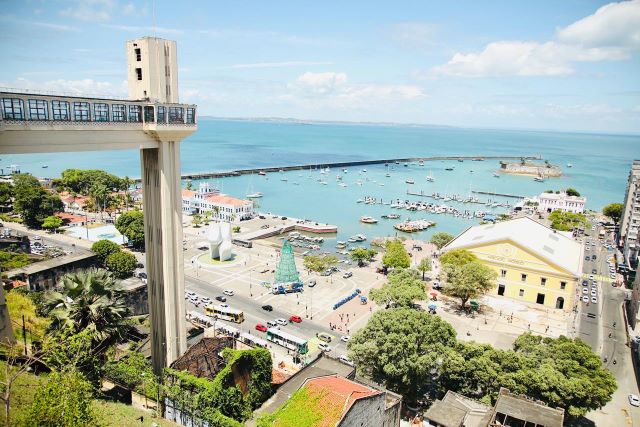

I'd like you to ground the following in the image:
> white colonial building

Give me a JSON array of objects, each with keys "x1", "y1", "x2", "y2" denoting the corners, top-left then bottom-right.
[
  {"x1": 182, "y1": 183, "x2": 254, "y2": 222},
  {"x1": 537, "y1": 192, "x2": 586, "y2": 214}
]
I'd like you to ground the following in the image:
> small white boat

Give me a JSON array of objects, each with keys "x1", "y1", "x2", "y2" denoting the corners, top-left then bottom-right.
[
  {"x1": 493, "y1": 172, "x2": 500, "y2": 178},
  {"x1": 339, "y1": 183, "x2": 347, "y2": 187},
  {"x1": 534, "y1": 176, "x2": 545, "y2": 182},
  {"x1": 405, "y1": 179, "x2": 415, "y2": 184},
  {"x1": 426, "y1": 171, "x2": 435, "y2": 182},
  {"x1": 42, "y1": 165, "x2": 48, "y2": 168},
  {"x1": 362, "y1": 169, "x2": 367, "y2": 173},
  {"x1": 567, "y1": 163, "x2": 573, "y2": 168},
  {"x1": 246, "y1": 192, "x2": 263, "y2": 198},
  {"x1": 359, "y1": 216, "x2": 378, "y2": 224}
]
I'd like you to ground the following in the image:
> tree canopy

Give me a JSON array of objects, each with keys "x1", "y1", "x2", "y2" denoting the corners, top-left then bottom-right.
[
  {"x1": 0, "y1": 182, "x2": 13, "y2": 206},
  {"x1": 603, "y1": 203, "x2": 623, "y2": 224},
  {"x1": 439, "y1": 249, "x2": 478, "y2": 267},
  {"x1": 442, "y1": 261, "x2": 497, "y2": 309},
  {"x1": 548, "y1": 210, "x2": 587, "y2": 231},
  {"x1": 53, "y1": 169, "x2": 126, "y2": 195},
  {"x1": 6, "y1": 291, "x2": 50, "y2": 344},
  {"x1": 370, "y1": 269, "x2": 426, "y2": 308},
  {"x1": 0, "y1": 251, "x2": 31, "y2": 270},
  {"x1": 12, "y1": 174, "x2": 63, "y2": 229},
  {"x1": 303, "y1": 254, "x2": 339, "y2": 273},
  {"x1": 417, "y1": 258, "x2": 431, "y2": 280},
  {"x1": 115, "y1": 210, "x2": 145, "y2": 248},
  {"x1": 349, "y1": 248, "x2": 377, "y2": 266},
  {"x1": 382, "y1": 239, "x2": 410, "y2": 269},
  {"x1": 91, "y1": 239, "x2": 122, "y2": 265},
  {"x1": 565, "y1": 188, "x2": 581, "y2": 197},
  {"x1": 105, "y1": 251, "x2": 137, "y2": 279},
  {"x1": 41, "y1": 215, "x2": 63, "y2": 232},
  {"x1": 430, "y1": 232, "x2": 454, "y2": 249},
  {"x1": 348, "y1": 308, "x2": 457, "y2": 403}
]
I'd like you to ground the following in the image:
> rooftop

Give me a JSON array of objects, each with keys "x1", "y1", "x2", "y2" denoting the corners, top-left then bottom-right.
[
  {"x1": 423, "y1": 391, "x2": 492, "y2": 427},
  {"x1": 443, "y1": 217, "x2": 583, "y2": 277},
  {"x1": 3, "y1": 249, "x2": 96, "y2": 277},
  {"x1": 538, "y1": 192, "x2": 586, "y2": 202},
  {"x1": 203, "y1": 194, "x2": 251, "y2": 207},
  {"x1": 491, "y1": 389, "x2": 564, "y2": 426}
]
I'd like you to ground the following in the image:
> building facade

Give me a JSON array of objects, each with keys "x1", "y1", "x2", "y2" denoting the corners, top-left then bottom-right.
[
  {"x1": 537, "y1": 191, "x2": 586, "y2": 214},
  {"x1": 181, "y1": 183, "x2": 254, "y2": 222},
  {"x1": 443, "y1": 218, "x2": 582, "y2": 311},
  {"x1": 621, "y1": 160, "x2": 640, "y2": 270},
  {"x1": 126, "y1": 37, "x2": 179, "y2": 103}
]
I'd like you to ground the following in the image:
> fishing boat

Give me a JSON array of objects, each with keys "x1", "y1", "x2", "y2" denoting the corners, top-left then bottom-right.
[
  {"x1": 458, "y1": 159, "x2": 464, "y2": 162},
  {"x1": 405, "y1": 179, "x2": 415, "y2": 184},
  {"x1": 359, "y1": 216, "x2": 378, "y2": 224},
  {"x1": 281, "y1": 177, "x2": 288, "y2": 182},
  {"x1": 246, "y1": 192, "x2": 263, "y2": 198},
  {"x1": 339, "y1": 183, "x2": 347, "y2": 187},
  {"x1": 258, "y1": 171, "x2": 266, "y2": 176}
]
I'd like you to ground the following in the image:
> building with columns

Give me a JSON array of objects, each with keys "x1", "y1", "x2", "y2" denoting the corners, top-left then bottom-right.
[
  {"x1": 537, "y1": 191, "x2": 586, "y2": 214},
  {"x1": 0, "y1": 36, "x2": 196, "y2": 375},
  {"x1": 181, "y1": 183, "x2": 254, "y2": 222}
]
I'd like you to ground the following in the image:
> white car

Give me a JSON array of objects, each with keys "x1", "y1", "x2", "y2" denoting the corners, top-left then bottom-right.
[
  {"x1": 276, "y1": 318, "x2": 288, "y2": 326},
  {"x1": 610, "y1": 274, "x2": 616, "y2": 279},
  {"x1": 585, "y1": 246, "x2": 590, "y2": 251},
  {"x1": 582, "y1": 296, "x2": 589, "y2": 303},
  {"x1": 318, "y1": 342, "x2": 332, "y2": 352},
  {"x1": 590, "y1": 290, "x2": 597, "y2": 296},
  {"x1": 339, "y1": 355, "x2": 354, "y2": 366},
  {"x1": 340, "y1": 335, "x2": 351, "y2": 343},
  {"x1": 200, "y1": 297, "x2": 212, "y2": 305},
  {"x1": 589, "y1": 275, "x2": 594, "y2": 280},
  {"x1": 582, "y1": 288, "x2": 588, "y2": 294},
  {"x1": 629, "y1": 394, "x2": 640, "y2": 407},
  {"x1": 186, "y1": 291, "x2": 197, "y2": 300},
  {"x1": 591, "y1": 296, "x2": 597, "y2": 304},
  {"x1": 223, "y1": 290, "x2": 234, "y2": 296}
]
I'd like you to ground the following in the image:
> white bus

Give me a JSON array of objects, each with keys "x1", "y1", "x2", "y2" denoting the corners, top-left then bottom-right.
[
  {"x1": 265, "y1": 328, "x2": 309, "y2": 354},
  {"x1": 205, "y1": 305, "x2": 245, "y2": 323},
  {"x1": 240, "y1": 332, "x2": 268, "y2": 349},
  {"x1": 186, "y1": 311, "x2": 215, "y2": 328}
]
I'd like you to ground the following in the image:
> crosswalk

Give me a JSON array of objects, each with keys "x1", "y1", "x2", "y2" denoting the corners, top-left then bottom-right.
[{"x1": 582, "y1": 273, "x2": 613, "y2": 283}]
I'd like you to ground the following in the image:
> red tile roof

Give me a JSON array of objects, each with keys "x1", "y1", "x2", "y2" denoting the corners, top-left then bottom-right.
[
  {"x1": 304, "y1": 375, "x2": 380, "y2": 424},
  {"x1": 204, "y1": 194, "x2": 250, "y2": 207},
  {"x1": 182, "y1": 189, "x2": 196, "y2": 198},
  {"x1": 56, "y1": 212, "x2": 86, "y2": 223}
]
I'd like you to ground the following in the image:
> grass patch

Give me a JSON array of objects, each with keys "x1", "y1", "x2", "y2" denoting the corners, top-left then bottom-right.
[{"x1": 260, "y1": 385, "x2": 343, "y2": 427}]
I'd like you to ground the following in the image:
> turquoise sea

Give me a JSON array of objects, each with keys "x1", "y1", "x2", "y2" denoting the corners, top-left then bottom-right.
[{"x1": 5, "y1": 119, "x2": 639, "y2": 240}]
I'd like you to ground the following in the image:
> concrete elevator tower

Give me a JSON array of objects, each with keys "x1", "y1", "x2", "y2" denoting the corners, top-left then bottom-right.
[{"x1": 0, "y1": 37, "x2": 196, "y2": 375}]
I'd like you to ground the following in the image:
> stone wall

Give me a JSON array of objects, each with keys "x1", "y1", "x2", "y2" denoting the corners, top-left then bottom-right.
[
  {"x1": 500, "y1": 162, "x2": 562, "y2": 177},
  {"x1": 340, "y1": 394, "x2": 385, "y2": 427}
]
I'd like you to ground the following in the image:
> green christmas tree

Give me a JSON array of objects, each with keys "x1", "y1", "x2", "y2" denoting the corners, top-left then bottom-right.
[{"x1": 274, "y1": 241, "x2": 300, "y2": 283}]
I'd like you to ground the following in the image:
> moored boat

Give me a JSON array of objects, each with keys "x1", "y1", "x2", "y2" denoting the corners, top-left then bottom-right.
[{"x1": 360, "y1": 216, "x2": 378, "y2": 224}]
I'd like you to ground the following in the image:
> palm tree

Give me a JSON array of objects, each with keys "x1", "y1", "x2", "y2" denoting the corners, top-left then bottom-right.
[{"x1": 44, "y1": 268, "x2": 130, "y2": 349}]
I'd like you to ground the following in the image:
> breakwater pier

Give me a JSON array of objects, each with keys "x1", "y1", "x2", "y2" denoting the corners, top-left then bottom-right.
[{"x1": 138, "y1": 155, "x2": 542, "y2": 183}]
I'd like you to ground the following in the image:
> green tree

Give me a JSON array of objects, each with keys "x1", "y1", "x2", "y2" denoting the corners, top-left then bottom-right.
[
  {"x1": 186, "y1": 181, "x2": 194, "y2": 191},
  {"x1": 350, "y1": 248, "x2": 377, "y2": 266},
  {"x1": 115, "y1": 210, "x2": 145, "y2": 248},
  {"x1": 44, "y1": 269, "x2": 131, "y2": 361},
  {"x1": 302, "y1": 254, "x2": 339, "y2": 274},
  {"x1": 20, "y1": 370, "x2": 96, "y2": 427},
  {"x1": 440, "y1": 249, "x2": 478, "y2": 267},
  {"x1": 192, "y1": 213, "x2": 203, "y2": 228},
  {"x1": 41, "y1": 215, "x2": 63, "y2": 233},
  {"x1": 370, "y1": 269, "x2": 426, "y2": 307},
  {"x1": 6, "y1": 291, "x2": 50, "y2": 344},
  {"x1": 90, "y1": 239, "x2": 121, "y2": 265},
  {"x1": 41, "y1": 329, "x2": 103, "y2": 386},
  {"x1": 603, "y1": 203, "x2": 624, "y2": 224},
  {"x1": 548, "y1": 210, "x2": 587, "y2": 231},
  {"x1": 348, "y1": 308, "x2": 457, "y2": 403},
  {"x1": 54, "y1": 169, "x2": 124, "y2": 195},
  {"x1": 417, "y1": 257, "x2": 431, "y2": 281},
  {"x1": 105, "y1": 251, "x2": 137, "y2": 279},
  {"x1": 430, "y1": 232, "x2": 454, "y2": 249},
  {"x1": 442, "y1": 261, "x2": 497, "y2": 310},
  {"x1": 204, "y1": 210, "x2": 212, "y2": 225},
  {"x1": 0, "y1": 182, "x2": 13, "y2": 206},
  {"x1": 565, "y1": 188, "x2": 580, "y2": 197},
  {"x1": 12, "y1": 174, "x2": 63, "y2": 228},
  {"x1": 382, "y1": 239, "x2": 410, "y2": 269},
  {"x1": 0, "y1": 251, "x2": 31, "y2": 270}
]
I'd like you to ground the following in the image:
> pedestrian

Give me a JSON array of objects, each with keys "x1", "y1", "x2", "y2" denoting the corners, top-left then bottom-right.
[{"x1": 528, "y1": 323, "x2": 530, "y2": 330}]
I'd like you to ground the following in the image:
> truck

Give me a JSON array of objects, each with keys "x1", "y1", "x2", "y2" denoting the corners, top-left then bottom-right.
[{"x1": 271, "y1": 281, "x2": 304, "y2": 295}]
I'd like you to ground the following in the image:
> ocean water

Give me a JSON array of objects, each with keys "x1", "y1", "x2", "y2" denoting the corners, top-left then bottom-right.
[{"x1": 4, "y1": 119, "x2": 639, "y2": 240}]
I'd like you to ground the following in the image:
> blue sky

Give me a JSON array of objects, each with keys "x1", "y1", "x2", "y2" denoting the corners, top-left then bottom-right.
[{"x1": 1, "y1": 0, "x2": 639, "y2": 133}]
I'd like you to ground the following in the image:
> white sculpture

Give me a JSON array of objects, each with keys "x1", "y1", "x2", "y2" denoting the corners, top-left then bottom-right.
[{"x1": 207, "y1": 222, "x2": 233, "y2": 261}]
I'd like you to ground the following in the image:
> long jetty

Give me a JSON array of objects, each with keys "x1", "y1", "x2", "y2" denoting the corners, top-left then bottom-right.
[
  {"x1": 132, "y1": 155, "x2": 541, "y2": 183},
  {"x1": 471, "y1": 190, "x2": 525, "y2": 199}
]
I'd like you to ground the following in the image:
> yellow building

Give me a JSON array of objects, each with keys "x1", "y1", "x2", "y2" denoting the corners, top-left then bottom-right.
[{"x1": 442, "y1": 217, "x2": 583, "y2": 311}]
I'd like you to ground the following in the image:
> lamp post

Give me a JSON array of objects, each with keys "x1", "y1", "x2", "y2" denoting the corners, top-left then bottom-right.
[{"x1": 250, "y1": 268, "x2": 253, "y2": 297}]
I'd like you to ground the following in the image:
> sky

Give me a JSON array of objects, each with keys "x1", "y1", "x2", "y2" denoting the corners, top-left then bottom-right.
[{"x1": 1, "y1": 0, "x2": 639, "y2": 133}]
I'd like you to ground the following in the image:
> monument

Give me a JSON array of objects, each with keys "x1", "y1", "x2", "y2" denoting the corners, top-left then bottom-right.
[{"x1": 207, "y1": 222, "x2": 233, "y2": 261}]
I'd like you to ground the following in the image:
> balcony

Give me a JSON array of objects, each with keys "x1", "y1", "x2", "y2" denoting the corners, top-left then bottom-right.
[{"x1": 0, "y1": 89, "x2": 197, "y2": 153}]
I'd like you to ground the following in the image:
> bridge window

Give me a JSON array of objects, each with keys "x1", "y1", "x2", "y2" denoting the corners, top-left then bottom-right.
[
  {"x1": 28, "y1": 99, "x2": 48, "y2": 120},
  {"x1": 112, "y1": 104, "x2": 126, "y2": 122},
  {"x1": 128, "y1": 105, "x2": 142, "y2": 122},
  {"x1": 73, "y1": 102, "x2": 90, "y2": 121},
  {"x1": 186, "y1": 108, "x2": 195, "y2": 124},
  {"x1": 168, "y1": 107, "x2": 183, "y2": 123},
  {"x1": 2, "y1": 98, "x2": 24, "y2": 120},
  {"x1": 94, "y1": 103, "x2": 109, "y2": 122},
  {"x1": 52, "y1": 100, "x2": 70, "y2": 120},
  {"x1": 144, "y1": 106, "x2": 154, "y2": 123},
  {"x1": 157, "y1": 106, "x2": 166, "y2": 123}
]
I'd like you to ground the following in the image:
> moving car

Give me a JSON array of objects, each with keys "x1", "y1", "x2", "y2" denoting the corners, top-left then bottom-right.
[
  {"x1": 186, "y1": 291, "x2": 197, "y2": 299},
  {"x1": 223, "y1": 290, "x2": 234, "y2": 296},
  {"x1": 317, "y1": 332, "x2": 332, "y2": 343},
  {"x1": 200, "y1": 297, "x2": 212, "y2": 305},
  {"x1": 276, "y1": 318, "x2": 288, "y2": 326},
  {"x1": 289, "y1": 315, "x2": 302, "y2": 323},
  {"x1": 318, "y1": 342, "x2": 332, "y2": 352},
  {"x1": 215, "y1": 296, "x2": 227, "y2": 302},
  {"x1": 339, "y1": 355, "x2": 354, "y2": 366},
  {"x1": 307, "y1": 279, "x2": 317, "y2": 288},
  {"x1": 340, "y1": 335, "x2": 350, "y2": 342},
  {"x1": 255, "y1": 323, "x2": 268, "y2": 332},
  {"x1": 629, "y1": 394, "x2": 640, "y2": 407},
  {"x1": 343, "y1": 272, "x2": 353, "y2": 279},
  {"x1": 262, "y1": 304, "x2": 273, "y2": 311}
]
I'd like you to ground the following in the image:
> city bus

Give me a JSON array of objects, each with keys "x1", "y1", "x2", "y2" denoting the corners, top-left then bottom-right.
[
  {"x1": 186, "y1": 311, "x2": 215, "y2": 328},
  {"x1": 240, "y1": 332, "x2": 268, "y2": 349},
  {"x1": 265, "y1": 328, "x2": 309, "y2": 354},
  {"x1": 205, "y1": 305, "x2": 245, "y2": 323}
]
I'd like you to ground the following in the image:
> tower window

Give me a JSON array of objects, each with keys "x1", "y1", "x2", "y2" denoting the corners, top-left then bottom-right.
[
  {"x1": 135, "y1": 68, "x2": 142, "y2": 81},
  {"x1": 135, "y1": 48, "x2": 141, "y2": 61}
]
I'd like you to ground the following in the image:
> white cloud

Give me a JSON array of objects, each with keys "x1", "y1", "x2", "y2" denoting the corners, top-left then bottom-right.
[
  {"x1": 228, "y1": 61, "x2": 333, "y2": 69},
  {"x1": 557, "y1": 0, "x2": 640, "y2": 50},
  {"x1": 285, "y1": 72, "x2": 425, "y2": 108},
  {"x1": 432, "y1": 0, "x2": 639, "y2": 78},
  {"x1": 60, "y1": 0, "x2": 115, "y2": 22}
]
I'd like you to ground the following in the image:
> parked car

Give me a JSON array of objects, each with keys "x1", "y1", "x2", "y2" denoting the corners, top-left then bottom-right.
[
  {"x1": 266, "y1": 320, "x2": 279, "y2": 328},
  {"x1": 342, "y1": 272, "x2": 353, "y2": 279},
  {"x1": 340, "y1": 335, "x2": 350, "y2": 342},
  {"x1": 591, "y1": 296, "x2": 598, "y2": 304},
  {"x1": 138, "y1": 272, "x2": 147, "y2": 279},
  {"x1": 200, "y1": 297, "x2": 212, "y2": 305},
  {"x1": 262, "y1": 304, "x2": 273, "y2": 311},
  {"x1": 629, "y1": 394, "x2": 640, "y2": 407},
  {"x1": 591, "y1": 269, "x2": 597, "y2": 274},
  {"x1": 255, "y1": 324, "x2": 268, "y2": 332},
  {"x1": 339, "y1": 355, "x2": 354, "y2": 366},
  {"x1": 215, "y1": 295, "x2": 227, "y2": 302},
  {"x1": 582, "y1": 296, "x2": 589, "y2": 303},
  {"x1": 223, "y1": 290, "x2": 234, "y2": 296},
  {"x1": 186, "y1": 291, "x2": 197, "y2": 299},
  {"x1": 307, "y1": 279, "x2": 317, "y2": 287},
  {"x1": 136, "y1": 262, "x2": 144, "y2": 268},
  {"x1": 318, "y1": 343, "x2": 332, "y2": 352},
  {"x1": 591, "y1": 255, "x2": 597, "y2": 261},
  {"x1": 320, "y1": 270, "x2": 332, "y2": 276},
  {"x1": 276, "y1": 318, "x2": 288, "y2": 326},
  {"x1": 290, "y1": 315, "x2": 302, "y2": 323}
]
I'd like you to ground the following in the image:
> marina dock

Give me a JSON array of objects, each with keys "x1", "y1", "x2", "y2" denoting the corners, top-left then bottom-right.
[
  {"x1": 471, "y1": 190, "x2": 526, "y2": 199},
  {"x1": 132, "y1": 155, "x2": 542, "y2": 183}
]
